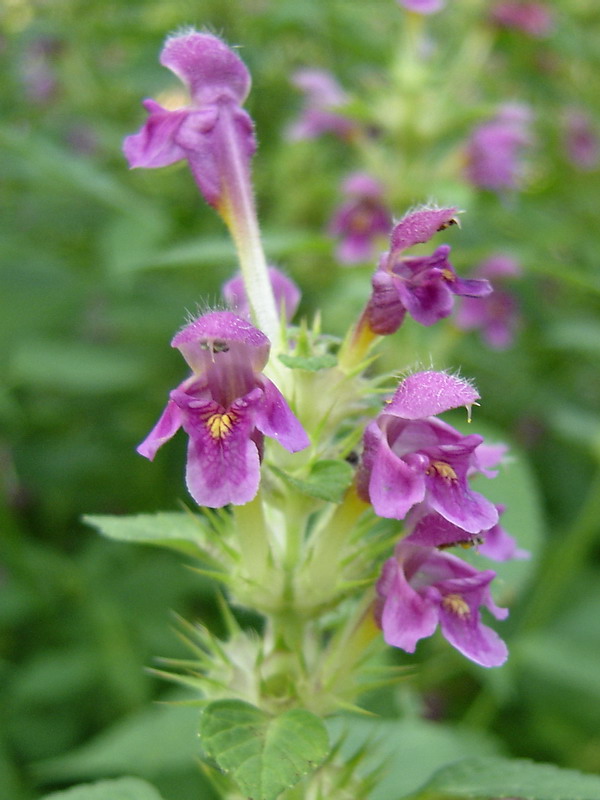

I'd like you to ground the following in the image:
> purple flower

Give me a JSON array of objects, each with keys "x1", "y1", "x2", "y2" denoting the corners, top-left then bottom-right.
[
  {"x1": 287, "y1": 69, "x2": 357, "y2": 141},
  {"x1": 376, "y1": 541, "x2": 508, "y2": 667},
  {"x1": 455, "y1": 254, "x2": 521, "y2": 349},
  {"x1": 491, "y1": 2, "x2": 554, "y2": 37},
  {"x1": 364, "y1": 206, "x2": 491, "y2": 334},
  {"x1": 329, "y1": 173, "x2": 392, "y2": 265},
  {"x1": 465, "y1": 105, "x2": 533, "y2": 192},
  {"x1": 123, "y1": 31, "x2": 256, "y2": 210},
  {"x1": 357, "y1": 371, "x2": 498, "y2": 533},
  {"x1": 406, "y1": 506, "x2": 529, "y2": 561},
  {"x1": 137, "y1": 311, "x2": 309, "y2": 507},
  {"x1": 563, "y1": 110, "x2": 599, "y2": 171},
  {"x1": 397, "y1": 0, "x2": 445, "y2": 14},
  {"x1": 222, "y1": 267, "x2": 301, "y2": 322},
  {"x1": 20, "y1": 36, "x2": 62, "y2": 105}
]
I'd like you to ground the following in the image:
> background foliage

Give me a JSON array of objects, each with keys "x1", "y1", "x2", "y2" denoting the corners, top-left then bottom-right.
[{"x1": 1, "y1": 1, "x2": 600, "y2": 798}]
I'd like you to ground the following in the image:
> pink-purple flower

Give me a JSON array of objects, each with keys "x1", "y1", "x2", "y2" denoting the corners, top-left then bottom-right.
[
  {"x1": 563, "y1": 110, "x2": 599, "y2": 171},
  {"x1": 329, "y1": 173, "x2": 392, "y2": 265},
  {"x1": 455, "y1": 254, "x2": 521, "y2": 349},
  {"x1": 464, "y1": 104, "x2": 533, "y2": 192},
  {"x1": 490, "y1": 2, "x2": 554, "y2": 38},
  {"x1": 137, "y1": 311, "x2": 309, "y2": 507},
  {"x1": 376, "y1": 541, "x2": 508, "y2": 667},
  {"x1": 287, "y1": 69, "x2": 357, "y2": 141},
  {"x1": 223, "y1": 267, "x2": 301, "y2": 322},
  {"x1": 123, "y1": 31, "x2": 256, "y2": 210},
  {"x1": 364, "y1": 206, "x2": 492, "y2": 334},
  {"x1": 397, "y1": 0, "x2": 445, "y2": 14},
  {"x1": 357, "y1": 371, "x2": 498, "y2": 533}
]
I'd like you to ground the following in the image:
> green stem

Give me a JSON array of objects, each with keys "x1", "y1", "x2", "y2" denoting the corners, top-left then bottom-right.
[
  {"x1": 219, "y1": 105, "x2": 279, "y2": 345},
  {"x1": 307, "y1": 485, "x2": 369, "y2": 592},
  {"x1": 232, "y1": 493, "x2": 271, "y2": 586}
]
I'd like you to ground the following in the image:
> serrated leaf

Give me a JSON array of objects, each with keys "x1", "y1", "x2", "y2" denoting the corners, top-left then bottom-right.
[
  {"x1": 278, "y1": 353, "x2": 337, "y2": 371},
  {"x1": 200, "y1": 699, "x2": 329, "y2": 800},
  {"x1": 407, "y1": 756, "x2": 600, "y2": 800},
  {"x1": 41, "y1": 776, "x2": 166, "y2": 800},
  {"x1": 83, "y1": 512, "x2": 210, "y2": 558},
  {"x1": 272, "y1": 460, "x2": 354, "y2": 503}
]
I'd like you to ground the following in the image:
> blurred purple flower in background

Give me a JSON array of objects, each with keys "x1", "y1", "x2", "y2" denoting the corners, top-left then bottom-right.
[
  {"x1": 329, "y1": 173, "x2": 392, "y2": 265},
  {"x1": 397, "y1": 0, "x2": 446, "y2": 14},
  {"x1": 465, "y1": 104, "x2": 533, "y2": 192},
  {"x1": 20, "y1": 35, "x2": 62, "y2": 104},
  {"x1": 490, "y1": 2, "x2": 554, "y2": 38},
  {"x1": 287, "y1": 68, "x2": 357, "y2": 141},
  {"x1": 563, "y1": 110, "x2": 599, "y2": 171},
  {"x1": 137, "y1": 312, "x2": 309, "y2": 507},
  {"x1": 456, "y1": 254, "x2": 521, "y2": 349},
  {"x1": 376, "y1": 541, "x2": 508, "y2": 667},
  {"x1": 223, "y1": 267, "x2": 301, "y2": 322}
]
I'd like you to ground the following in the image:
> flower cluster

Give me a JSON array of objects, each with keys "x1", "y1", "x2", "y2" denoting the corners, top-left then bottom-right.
[
  {"x1": 358, "y1": 371, "x2": 519, "y2": 666},
  {"x1": 126, "y1": 31, "x2": 522, "y2": 679}
]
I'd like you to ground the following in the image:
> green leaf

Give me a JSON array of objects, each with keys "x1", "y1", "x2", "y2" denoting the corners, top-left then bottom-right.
[
  {"x1": 328, "y1": 716, "x2": 500, "y2": 800},
  {"x1": 407, "y1": 756, "x2": 600, "y2": 800},
  {"x1": 272, "y1": 460, "x2": 354, "y2": 503},
  {"x1": 83, "y1": 512, "x2": 211, "y2": 558},
  {"x1": 10, "y1": 339, "x2": 150, "y2": 395},
  {"x1": 278, "y1": 353, "x2": 337, "y2": 371},
  {"x1": 33, "y1": 694, "x2": 201, "y2": 782},
  {"x1": 41, "y1": 776, "x2": 166, "y2": 800},
  {"x1": 200, "y1": 699, "x2": 329, "y2": 800}
]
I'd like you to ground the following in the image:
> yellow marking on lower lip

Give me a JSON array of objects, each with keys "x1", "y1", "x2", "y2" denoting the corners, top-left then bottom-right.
[
  {"x1": 207, "y1": 412, "x2": 235, "y2": 439},
  {"x1": 442, "y1": 593, "x2": 470, "y2": 618},
  {"x1": 426, "y1": 461, "x2": 457, "y2": 481}
]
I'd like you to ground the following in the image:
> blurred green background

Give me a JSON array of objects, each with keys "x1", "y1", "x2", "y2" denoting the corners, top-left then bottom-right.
[{"x1": 1, "y1": 1, "x2": 600, "y2": 798}]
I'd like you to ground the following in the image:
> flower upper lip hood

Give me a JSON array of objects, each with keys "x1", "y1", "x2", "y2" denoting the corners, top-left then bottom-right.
[
  {"x1": 172, "y1": 310, "x2": 270, "y2": 375},
  {"x1": 160, "y1": 31, "x2": 251, "y2": 106},
  {"x1": 222, "y1": 268, "x2": 301, "y2": 322}
]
